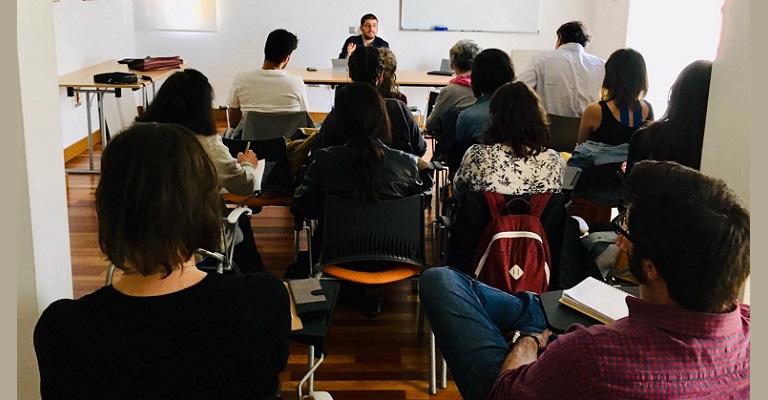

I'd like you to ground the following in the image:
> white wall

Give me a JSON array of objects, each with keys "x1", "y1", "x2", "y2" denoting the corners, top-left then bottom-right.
[
  {"x1": 53, "y1": 0, "x2": 136, "y2": 148},
  {"x1": 132, "y1": 0, "x2": 630, "y2": 113},
  {"x1": 18, "y1": 0, "x2": 76, "y2": 397}
]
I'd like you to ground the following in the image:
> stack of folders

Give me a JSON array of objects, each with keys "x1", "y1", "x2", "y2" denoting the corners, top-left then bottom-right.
[
  {"x1": 558, "y1": 277, "x2": 635, "y2": 324},
  {"x1": 287, "y1": 278, "x2": 330, "y2": 316}
]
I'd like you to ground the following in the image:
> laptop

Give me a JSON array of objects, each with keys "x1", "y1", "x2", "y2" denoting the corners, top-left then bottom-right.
[
  {"x1": 331, "y1": 58, "x2": 348, "y2": 72},
  {"x1": 427, "y1": 59, "x2": 454, "y2": 76}
]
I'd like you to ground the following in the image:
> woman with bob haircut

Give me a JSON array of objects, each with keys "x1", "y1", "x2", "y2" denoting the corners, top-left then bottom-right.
[
  {"x1": 577, "y1": 48, "x2": 654, "y2": 145},
  {"x1": 33, "y1": 123, "x2": 290, "y2": 399},
  {"x1": 626, "y1": 60, "x2": 713, "y2": 174},
  {"x1": 453, "y1": 81, "x2": 564, "y2": 196},
  {"x1": 137, "y1": 68, "x2": 265, "y2": 272}
]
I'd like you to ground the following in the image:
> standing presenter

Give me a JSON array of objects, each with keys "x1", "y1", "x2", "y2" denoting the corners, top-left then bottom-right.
[{"x1": 339, "y1": 13, "x2": 389, "y2": 59}]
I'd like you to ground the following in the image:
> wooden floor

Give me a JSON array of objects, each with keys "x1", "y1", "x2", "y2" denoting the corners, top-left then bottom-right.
[{"x1": 65, "y1": 141, "x2": 462, "y2": 399}]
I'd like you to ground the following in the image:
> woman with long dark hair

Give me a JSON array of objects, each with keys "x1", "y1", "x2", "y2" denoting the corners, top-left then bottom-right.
[{"x1": 626, "y1": 60, "x2": 713, "y2": 173}]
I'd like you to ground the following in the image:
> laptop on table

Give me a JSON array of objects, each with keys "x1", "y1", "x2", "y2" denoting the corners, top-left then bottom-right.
[
  {"x1": 427, "y1": 59, "x2": 454, "y2": 76},
  {"x1": 331, "y1": 58, "x2": 348, "y2": 72}
]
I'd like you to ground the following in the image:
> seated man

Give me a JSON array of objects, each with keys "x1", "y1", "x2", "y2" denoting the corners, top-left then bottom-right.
[
  {"x1": 313, "y1": 46, "x2": 426, "y2": 157},
  {"x1": 420, "y1": 160, "x2": 750, "y2": 400},
  {"x1": 226, "y1": 28, "x2": 309, "y2": 128},
  {"x1": 339, "y1": 13, "x2": 389, "y2": 59}
]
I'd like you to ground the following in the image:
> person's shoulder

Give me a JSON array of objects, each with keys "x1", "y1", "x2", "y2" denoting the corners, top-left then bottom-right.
[{"x1": 376, "y1": 36, "x2": 389, "y2": 47}]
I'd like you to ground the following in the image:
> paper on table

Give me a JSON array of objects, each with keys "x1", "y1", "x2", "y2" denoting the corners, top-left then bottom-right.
[
  {"x1": 251, "y1": 160, "x2": 266, "y2": 193},
  {"x1": 559, "y1": 277, "x2": 635, "y2": 324}
]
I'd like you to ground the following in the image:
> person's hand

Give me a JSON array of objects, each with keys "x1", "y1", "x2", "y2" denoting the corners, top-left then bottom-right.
[
  {"x1": 237, "y1": 150, "x2": 258, "y2": 167},
  {"x1": 505, "y1": 329, "x2": 554, "y2": 351},
  {"x1": 346, "y1": 43, "x2": 357, "y2": 58}
]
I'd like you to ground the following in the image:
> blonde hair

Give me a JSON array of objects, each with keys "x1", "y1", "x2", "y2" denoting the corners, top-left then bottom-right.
[{"x1": 377, "y1": 47, "x2": 401, "y2": 99}]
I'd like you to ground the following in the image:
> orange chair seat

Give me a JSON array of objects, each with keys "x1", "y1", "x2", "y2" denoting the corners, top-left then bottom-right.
[
  {"x1": 321, "y1": 264, "x2": 424, "y2": 285},
  {"x1": 222, "y1": 193, "x2": 292, "y2": 208}
]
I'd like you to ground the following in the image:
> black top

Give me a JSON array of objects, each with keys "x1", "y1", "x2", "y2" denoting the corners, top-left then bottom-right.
[
  {"x1": 34, "y1": 272, "x2": 291, "y2": 400},
  {"x1": 589, "y1": 101, "x2": 654, "y2": 146},
  {"x1": 312, "y1": 98, "x2": 426, "y2": 157},
  {"x1": 338, "y1": 35, "x2": 389, "y2": 59}
]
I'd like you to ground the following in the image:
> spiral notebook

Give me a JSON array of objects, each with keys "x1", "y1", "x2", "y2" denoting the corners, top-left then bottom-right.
[{"x1": 559, "y1": 277, "x2": 635, "y2": 324}]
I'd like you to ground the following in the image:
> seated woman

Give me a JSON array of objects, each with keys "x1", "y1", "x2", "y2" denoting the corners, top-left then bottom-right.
[
  {"x1": 425, "y1": 40, "x2": 481, "y2": 159},
  {"x1": 34, "y1": 123, "x2": 291, "y2": 399},
  {"x1": 627, "y1": 60, "x2": 713, "y2": 174},
  {"x1": 377, "y1": 47, "x2": 408, "y2": 104},
  {"x1": 292, "y1": 83, "x2": 427, "y2": 316},
  {"x1": 453, "y1": 81, "x2": 565, "y2": 196},
  {"x1": 136, "y1": 69, "x2": 265, "y2": 273},
  {"x1": 313, "y1": 46, "x2": 426, "y2": 157}
]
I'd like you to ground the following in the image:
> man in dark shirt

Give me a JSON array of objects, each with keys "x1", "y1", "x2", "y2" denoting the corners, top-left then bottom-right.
[{"x1": 339, "y1": 13, "x2": 389, "y2": 59}]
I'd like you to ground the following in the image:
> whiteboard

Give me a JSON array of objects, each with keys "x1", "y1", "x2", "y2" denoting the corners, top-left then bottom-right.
[{"x1": 400, "y1": 0, "x2": 540, "y2": 33}]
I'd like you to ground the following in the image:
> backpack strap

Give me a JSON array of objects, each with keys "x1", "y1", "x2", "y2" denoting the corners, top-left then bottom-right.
[
  {"x1": 483, "y1": 192, "x2": 507, "y2": 218},
  {"x1": 528, "y1": 193, "x2": 553, "y2": 219}
]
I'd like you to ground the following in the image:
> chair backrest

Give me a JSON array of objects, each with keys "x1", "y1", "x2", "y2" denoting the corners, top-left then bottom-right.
[
  {"x1": 241, "y1": 111, "x2": 315, "y2": 141},
  {"x1": 222, "y1": 137, "x2": 295, "y2": 195},
  {"x1": 320, "y1": 194, "x2": 426, "y2": 267},
  {"x1": 426, "y1": 90, "x2": 440, "y2": 118},
  {"x1": 547, "y1": 114, "x2": 582, "y2": 153}
]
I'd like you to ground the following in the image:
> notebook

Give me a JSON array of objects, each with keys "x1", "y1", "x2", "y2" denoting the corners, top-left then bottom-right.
[
  {"x1": 287, "y1": 278, "x2": 330, "y2": 316},
  {"x1": 558, "y1": 277, "x2": 635, "y2": 324},
  {"x1": 427, "y1": 59, "x2": 454, "y2": 76},
  {"x1": 331, "y1": 58, "x2": 348, "y2": 72},
  {"x1": 562, "y1": 165, "x2": 583, "y2": 190}
]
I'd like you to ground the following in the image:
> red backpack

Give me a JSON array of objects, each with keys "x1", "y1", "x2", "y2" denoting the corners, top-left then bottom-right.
[{"x1": 472, "y1": 192, "x2": 552, "y2": 295}]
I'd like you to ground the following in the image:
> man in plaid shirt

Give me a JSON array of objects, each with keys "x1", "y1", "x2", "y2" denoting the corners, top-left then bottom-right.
[{"x1": 420, "y1": 160, "x2": 750, "y2": 400}]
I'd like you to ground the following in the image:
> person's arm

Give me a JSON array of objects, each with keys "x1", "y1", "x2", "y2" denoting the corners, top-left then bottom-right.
[
  {"x1": 576, "y1": 102, "x2": 602, "y2": 144},
  {"x1": 208, "y1": 136, "x2": 258, "y2": 195},
  {"x1": 339, "y1": 37, "x2": 354, "y2": 59},
  {"x1": 290, "y1": 155, "x2": 326, "y2": 220},
  {"x1": 499, "y1": 330, "x2": 551, "y2": 373},
  {"x1": 298, "y1": 80, "x2": 310, "y2": 112},
  {"x1": 227, "y1": 107, "x2": 243, "y2": 129},
  {"x1": 516, "y1": 58, "x2": 539, "y2": 89}
]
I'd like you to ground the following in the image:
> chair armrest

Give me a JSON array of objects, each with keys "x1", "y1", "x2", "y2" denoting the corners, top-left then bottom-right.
[{"x1": 226, "y1": 206, "x2": 253, "y2": 225}]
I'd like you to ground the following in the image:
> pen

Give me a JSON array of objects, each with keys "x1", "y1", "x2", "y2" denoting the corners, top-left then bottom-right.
[{"x1": 245, "y1": 141, "x2": 251, "y2": 153}]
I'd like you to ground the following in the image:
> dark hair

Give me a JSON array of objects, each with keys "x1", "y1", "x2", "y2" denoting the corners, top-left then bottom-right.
[
  {"x1": 264, "y1": 29, "x2": 298, "y2": 64},
  {"x1": 639, "y1": 60, "x2": 713, "y2": 170},
  {"x1": 470, "y1": 49, "x2": 515, "y2": 98},
  {"x1": 449, "y1": 40, "x2": 481, "y2": 72},
  {"x1": 360, "y1": 13, "x2": 378, "y2": 26},
  {"x1": 348, "y1": 46, "x2": 384, "y2": 86},
  {"x1": 601, "y1": 48, "x2": 649, "y2": 107},
  {"x1": 377, "y1": 48, "x2": 402, "y2": 100},
  {"x1": 96, "y1": 123, "x2": 221, "y2": 277},
  {"x1": 622, "y1": 161, "x2": 749, "y2": 313},
  {"x1": 136, "y1": 69, "x2": 216, "y2": 136},
  {"x1": 556, "y1": 21, "x2": 591, "y2": 47},
  {"x1": 484, "y1": 81, "x2": 550, "y2": 157},
  {"x1": 334, "y1": 83, "x2": 391, "y2": 203}
]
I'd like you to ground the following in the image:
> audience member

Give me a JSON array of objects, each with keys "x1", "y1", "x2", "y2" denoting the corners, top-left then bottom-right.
[
  {"x1": 517, "y1": 21, "x2": 605, "y2": 117},
  {"x1": 291, "y1": 83, "x2": 426, "y2": 316},
  {"x1": 577, "y1": 48, "x2": 654, "y2": 145},
  {"x1": 137, "y1": 68, "x2": 265, "y2": 272},
  {"x1": 226, "y1": 28, "x2": 309, "y2": 128},
  {"x1": 420, "y1": 160, "x2": 750, "y2": 400},
  {"x1": 377, "y1": 47, "x2": 408, "y2": 103},
  {"x1": 627, "y1": 60, "x2": 712, "y2": 174},
  {"x1": 425, "y1": 40, "x2": 481, "y2": 142},
  {"x1": 454, "y1": 48, "x2": 515, "y2": 143},
  {"x1": 34, "y1": 123, "x2": 291, "y2": 399},
  {"x1": 339, "y1": 13, "x2": 389, "y2": 59},
  {"x1": 313, "y1": 46, "x2": 426, "y2": 157},
  {"x1": 452, "y1": 81, "x2": 564, "y2": 196}
]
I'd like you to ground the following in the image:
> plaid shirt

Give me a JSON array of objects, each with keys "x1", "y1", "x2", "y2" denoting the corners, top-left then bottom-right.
[{"x1": 487, "y1": 297, "x2": 750, "y2": 399}]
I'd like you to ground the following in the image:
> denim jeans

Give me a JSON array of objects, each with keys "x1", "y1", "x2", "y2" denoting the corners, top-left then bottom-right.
[{"x1": 419, "y1": 267, "x2": 547, "y2": 400}]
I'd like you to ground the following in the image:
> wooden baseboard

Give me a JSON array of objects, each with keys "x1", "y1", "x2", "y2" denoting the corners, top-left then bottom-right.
[{"x1": 64, "y1": 131, "x2": 102, "y2": 163}]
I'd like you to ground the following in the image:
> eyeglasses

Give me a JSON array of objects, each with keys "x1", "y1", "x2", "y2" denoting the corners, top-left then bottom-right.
[
  {"x1": 362, "y1": 23, "x2": 378, "y2": 28},
  {"x1": 611, "y1": 211, "x2": 634, "y2": 242}
]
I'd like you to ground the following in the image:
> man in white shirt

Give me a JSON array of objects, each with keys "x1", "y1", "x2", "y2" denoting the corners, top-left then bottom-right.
[
  {"x1": 226, "y1": 29, "x2": 310, "y2": 128},
  {"x1": 517, "y1": 21, "x2": 605, "y2": 118}
]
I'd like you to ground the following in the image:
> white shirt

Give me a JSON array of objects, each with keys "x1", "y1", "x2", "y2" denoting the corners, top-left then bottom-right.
[
  {"x1": 517, "y1": 43, "x2": 605, "y2": 118},
  {"x1": 226, "y1": 69, "x2": 309, "y2": 113}
]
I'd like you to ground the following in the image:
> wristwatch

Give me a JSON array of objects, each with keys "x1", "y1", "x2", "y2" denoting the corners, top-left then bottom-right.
[{"x1": 510, "y1": 331, "x2": 542, "y2": 353}]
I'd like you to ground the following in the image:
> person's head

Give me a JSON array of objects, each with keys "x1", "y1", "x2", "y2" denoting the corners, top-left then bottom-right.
[
  {"x1": 665, "y1": 59, "x2": 713, "y2": 123},
  {"x1": 264, "y1": 29, "x2": 298, "y2": 64},
  {"x1": 334, "y1": 82, "x2": 391, "y2": 203},
  {"x1": 359, "y1": 13, "x2": 379, "y2": 40},
  {"x1": 484, "y1": 81, "x2": 550, "y2": 158},
  {"x1": 135, "y1": 69, "x2": 216, "y2": 136},
  {"x1": 97, "y1": 122, "x2": 221, "y2": 277},
  {"x1": 621, "y1": 161, "x2": 749, "y2": 313},
  {"x1": 556, "y1": 21, "x2": 591, "y2": 47},
  {"x1": 348, "y1": 46, "x2": 384, "y2": 86},
  {"x1": 448, "y1": 40, "x2": 481, "y2": 73},
  {"x1": 377, "y1": 47, "x2": 401, "y2": 99},
  {"x1": 470, "y1": 48, "x2": 515, "y2": 98},
  {"x1": 601, "y1": 48, "x2": 649, "y2": 107}
]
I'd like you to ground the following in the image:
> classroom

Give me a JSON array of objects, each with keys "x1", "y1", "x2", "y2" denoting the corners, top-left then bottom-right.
[{"x1": 17, "y1": 0, "x2": 751, "y2": 398}]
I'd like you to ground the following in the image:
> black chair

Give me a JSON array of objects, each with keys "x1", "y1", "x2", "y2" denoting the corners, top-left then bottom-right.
[{"x1": 221, "y1": 137, "x2": 295, "y2": 197}]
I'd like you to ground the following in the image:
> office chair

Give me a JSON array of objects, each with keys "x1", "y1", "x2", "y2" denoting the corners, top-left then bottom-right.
[{"x1": 227, "y1": 111, "x2": 315, "y2": 141}]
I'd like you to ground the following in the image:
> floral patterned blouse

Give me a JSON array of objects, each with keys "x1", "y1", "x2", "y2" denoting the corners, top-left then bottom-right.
[{"x1": 453, "y1": 143, "x2": 565, "y2": 196}]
